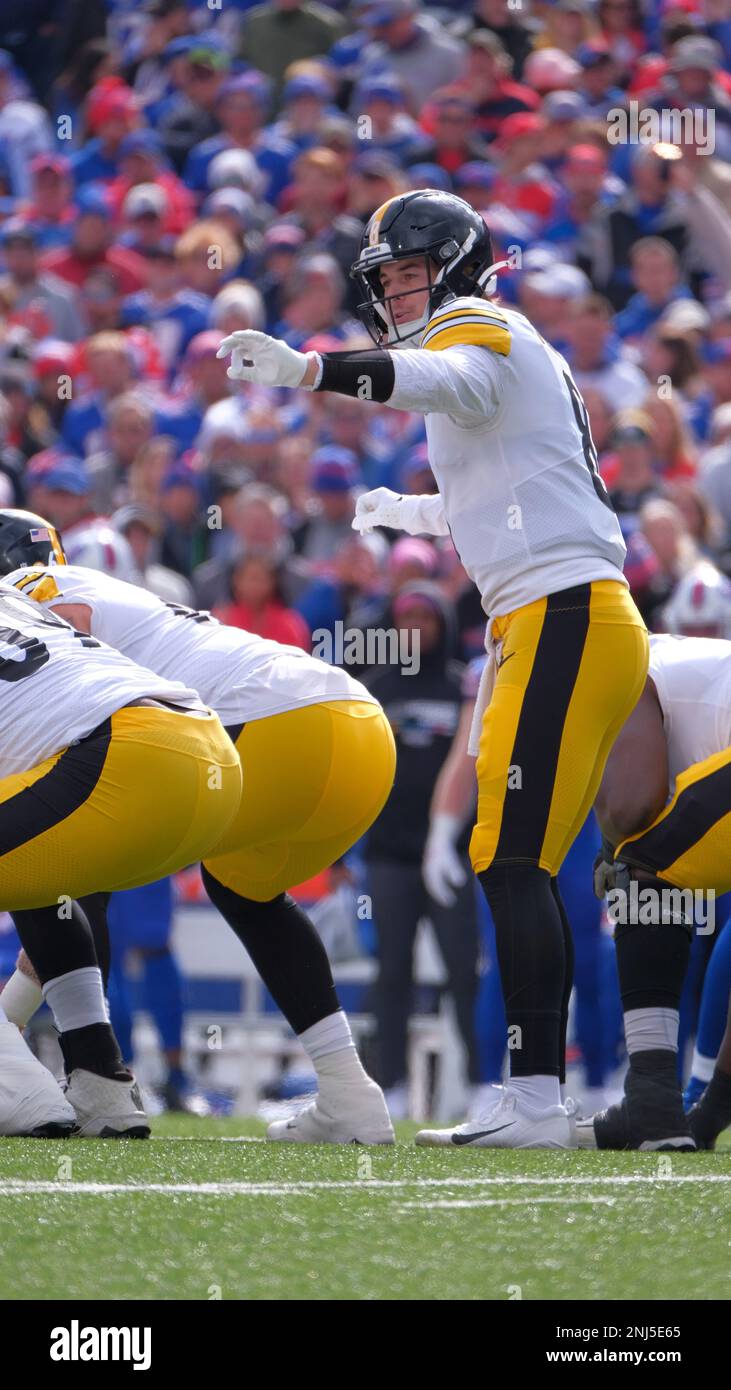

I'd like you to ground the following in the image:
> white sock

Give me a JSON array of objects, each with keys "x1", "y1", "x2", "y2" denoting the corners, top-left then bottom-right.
[
  {"x1": 690, "y1": 1047, "x2": 716, "y2": 1084},
  {"x1": 624, "y1": 1007, "x2": 678, "y2": 1056},
  {"x1": 507, "y1": 1075, "x2": 562, "y2": 1110},
  {"x1": 298, "y1": 1010, "x2": 369, "y2": 1088},
  {"x1": 42, "y1": 967, "x2": 108, "y2": 1034},
  {"x1": 0, "y1": 969, "x2": 43, "y2": 1028}
]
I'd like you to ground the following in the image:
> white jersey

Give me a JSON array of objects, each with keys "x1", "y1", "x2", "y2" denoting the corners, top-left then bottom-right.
[
  {"x1": 0, "y1": 583, "x2": 205, "y2": 778},
  {"x1": 4, "y1": 565, "x2": 377, "y2": 727},
  {"x1": 648, "y1": 633, "x2": 731, "y2": 790},
  {"x1": 388, "y1": 298, "x2": 628, "y2": 617}
]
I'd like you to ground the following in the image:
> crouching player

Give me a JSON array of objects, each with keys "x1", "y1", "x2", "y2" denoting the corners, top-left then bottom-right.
[
  {"x1": 0, "y1": 573, "x2": 241, "y2": 1137},
  {"x1": 583, "y1": 630, "x2": 731, "y2": 1150},
  {"x1": 0, "y1": 510, "x2": 397, "y2": 1144}
]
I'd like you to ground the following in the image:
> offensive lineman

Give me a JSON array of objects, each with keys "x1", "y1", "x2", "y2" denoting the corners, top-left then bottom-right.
[
  {"x1": 216, "y1": 189, "x2": 649, "y2": 1148},
  {"x1": 0, "y1": 511, "x2": 396, "y2": 1144},
  {"x1": 582, "y1": 629, "x2": 731, "y2": 1150},
  {"x1": 0, "y1": 572, "x2": 241, "y2": 1137}
]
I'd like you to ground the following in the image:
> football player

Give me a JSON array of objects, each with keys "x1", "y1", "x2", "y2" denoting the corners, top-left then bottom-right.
[
  {"x1": 0, "y1": 510, "x2": 397, "y2": 1145},
  {"x1": 583, "y1": 630, "x2": 731, "y2": 1149},
  {"x1": 0, "y1": 549, "x2": 241, "y2": 1137},
  {"x1": 217, "y1": 189, "x2": 649, "y2": 1148}
]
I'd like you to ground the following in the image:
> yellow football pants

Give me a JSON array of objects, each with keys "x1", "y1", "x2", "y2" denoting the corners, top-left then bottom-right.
[
  {"x1": 204, "y1": 699, "x2": 396, "y2": 900},
  {"x1": 616, "y1": 745, "x2": 731, "y2": 893},
  {"x1": 0, "y1": 705, "x2": 242, "y2": 909},
  {"x1": 470, "y1": 580, "x2": 649, "y2": 876}
]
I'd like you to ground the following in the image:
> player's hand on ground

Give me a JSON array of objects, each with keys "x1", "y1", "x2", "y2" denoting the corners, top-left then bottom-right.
[{"x1": 217, "y1": 330, "x2": 312, "y2": 388}]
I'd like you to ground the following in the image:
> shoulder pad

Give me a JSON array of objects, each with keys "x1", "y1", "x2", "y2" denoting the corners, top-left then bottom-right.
[{"x1": 421, "y1": 297, "x2": 511, "y2": 356}]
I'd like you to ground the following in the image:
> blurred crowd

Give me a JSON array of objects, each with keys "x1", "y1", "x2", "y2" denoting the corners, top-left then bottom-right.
[{"x1": 2, "y1": 0, "x2": 731, "y2": 1109}]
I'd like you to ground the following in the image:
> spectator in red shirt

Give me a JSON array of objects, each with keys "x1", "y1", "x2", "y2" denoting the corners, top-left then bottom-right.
[
  {"x1": 445, "y1": 29, "x2": 539, "y2": 144},
  {"x1": 42, "y1": 186, "x2": 149, "y2": 295},
  {"x1": 216, "y1": 551, "x2": 310, "y2": 649},
  {"x1": 421, "y1": 93, "x2": 491, "y2": 175}
]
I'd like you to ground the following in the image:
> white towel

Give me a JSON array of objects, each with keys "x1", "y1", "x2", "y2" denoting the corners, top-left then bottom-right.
[{"x1": 467, "y1": 623, "x2": 501, "y2": 758}]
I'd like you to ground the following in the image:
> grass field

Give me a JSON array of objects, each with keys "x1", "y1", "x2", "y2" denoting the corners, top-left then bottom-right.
[{"x1": 1, "y1": 1117, "x2": 730, "y2": 1301}]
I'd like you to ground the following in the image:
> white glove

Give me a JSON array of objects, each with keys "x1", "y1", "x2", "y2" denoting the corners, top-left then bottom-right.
[
  {"x1": 423, "y1": 813, "x2": 468, "y2": 908},
  {"x1": 352, "y1": 487, "x2": 449, "y2": 537},
  {"x1": 216, "y1": 330, "x2": 315, "y2": 389}
]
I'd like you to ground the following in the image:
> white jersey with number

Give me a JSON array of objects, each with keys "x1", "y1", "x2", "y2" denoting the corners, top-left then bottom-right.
[
  {"x1": 0, "y1": 583, "x2": 205, "y2": 778},
  {"x1": 648, "y1": 632, "x2": 731, "y2": 789},
  {"x1": 4, "y1": 565, "x2": 378, "y2": 726},
  {"x1": 388, "y1": 299, "x2": 628, "y2": 617}
]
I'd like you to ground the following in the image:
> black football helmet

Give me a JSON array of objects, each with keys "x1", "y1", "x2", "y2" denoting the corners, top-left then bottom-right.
[
  {"x1": 350, "y1": 189, "x2": 504, "y2": 347},
  {"x1": 0, "y1": 509, "x2": 67, "y2": 576}
]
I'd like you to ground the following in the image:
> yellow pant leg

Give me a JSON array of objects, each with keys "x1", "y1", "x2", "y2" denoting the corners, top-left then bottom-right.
[
  {"x1": 0, "y1": 706, "x2": 241, "y2": 909},
  {"x1": 616, "y1": 746, "x2": 731, "y2": 894},
  {"x1": 470, "y1": 581, "x2": 648, "y2": 876},
  {"x1": 204, "y1": 699, "x2": 396, "y2": 900}
]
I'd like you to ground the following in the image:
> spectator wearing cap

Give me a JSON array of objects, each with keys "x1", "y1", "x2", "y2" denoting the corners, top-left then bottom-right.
[
  {"x1": 453, "y1": 161, "x2": 495, "y2": 210},
  {"x1": 542, "y1": 143, "x2": 617, "y2": 262},
  {"x1": 540, "y1": 90, "x2": 590, "y2": 172},
  {"x1": 280, "y1": 148, "x2": 363, "y2": 302},
  {"x1": 71, "y1": 78, "x2": 139, "y2": 187},
  {"x1": 155, "y1": 38, "x2": 233, "y2": 172},
  {"x1": 0, "y1": 220, "x2": 85, "y2": 342},
  {"x1": 566, "y1": 292, "x2": 649, "y2": 412},
  {"x1": 295, "y1": 446, "x2": 361, "y2": 567},
  {"x1": 523, "y1": 46, "x2": 582, "y2": 95},
  {"x1": 490, "y1": 114, "x2": 559, "y2": 229},
  {"x1": 17, "y1": 154, "x2": 75, "y2": 252},
  {"x1": 614, "y1": 237, "x2": 694, "y2": 341},
  {"x1": 158, "y1": 454, "x2": 211, "y2": 577},
  {"x1": 442, "y1": 29, "x2": 539, "y2": 145},
  {"x1": 518, "y1": 262, "x2": 591, "y2": 353},
  {"x1": 79, "y1": 267, "x2": 127, "y2": 335},
  {"x1": 112, "y1": 501, "x2": 194, "y2": 606},
  {"x1": 60, "y1": 330, "x2": 137, "y2": 457},
  {"x1": 422, "y1": 92, "x2": 491, "y2": 177},
  {"x1": 604, "y1": 410, "x2": 667, "y2": 530},
  {"x1": 689, "y1": 340, "x2": 731, "y2": 444},
  {"x1": 654, "y1": 35, "x2": 731, "y2": 132},
  {"x1": 31, "y1": 339, "x2": 77, "y2": 435},
  {"x1": 471, "y1": 0, "x2": 533, "y2": 81},
  {"x1": 121, "y1": 183, "x2": 171, "y2": 255},
  {"x1": 84, "y1": 390, "x2": 156, "y2": 514},
  {"x1": 351, "y1": 74, "x2": 433, "y2": 167},
  {"x1": 41, "y1": 187, "x2": 149, "y2": 296},
  {"x1": 407, "y1": 162, "x2": 453, "y2": 193},
  {"x1": 270, "y1": 70, "x2": 339, "y2": 154},
  {"x1": 238, "y1": 0, "x2": 346, "y2": 91},
  {"x1": 257, "y1": 221, "x2": 308, "y2": 332},
  {"x1": 0, "y1": 48, "x2": 54, "y2": 200},
  {"x1": 347, "y1": 152, "x2": 407, "y2": 221},
  {"x1": 107, "y1": 130, "x2": 195, "y2": 237},
  {"x1": 575, "y1": 38, "x2": 625, "y2": 118},
  {"x1": 183, "y1": 71, "x2": 296, "y2": 207},
  {"x1": 275, "y1": 251, "x2": 359, "y2": 350},
  {"x1": 355, "y1": 0, "x2": 466, "y2": 113},
  {"x1": 120, "y1": 237, "x2": 210, "y2": 375},
  {"x1": 24, "y1": 449, "x2": 95, "y2": 535}
]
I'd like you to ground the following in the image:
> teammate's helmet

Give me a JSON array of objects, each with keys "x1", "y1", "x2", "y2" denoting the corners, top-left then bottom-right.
[
  {"x1": 662, "y1": 563, "x2": 731, "y2": 639},
  {"x1": 350, "y1": 189, "x2": 501, "y2": 347},
  {"x1": 0, "y1": 509, "x2": 67, "y2": 575},
  {"x1": 62, "y1": 521, "x2": 142, "y2": 584}
]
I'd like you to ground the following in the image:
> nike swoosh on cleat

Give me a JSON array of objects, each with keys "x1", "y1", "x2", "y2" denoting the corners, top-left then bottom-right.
[{"x1": 451, "y1": 1123, "x2": 514, "y2": 1145}]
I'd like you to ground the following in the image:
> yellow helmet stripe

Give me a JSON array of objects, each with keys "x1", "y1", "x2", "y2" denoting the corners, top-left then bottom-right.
[{"x1": 368, "y1": 197, "x2": 399, "y2": 247}]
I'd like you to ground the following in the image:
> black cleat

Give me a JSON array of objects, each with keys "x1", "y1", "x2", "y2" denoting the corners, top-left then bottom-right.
[
  {"x1": 577, "y1": 1051, "x2": 696, "y2": 1151},
  {"x1": 687, "y1": 1071, "x2": 731, "y2": 1151}
]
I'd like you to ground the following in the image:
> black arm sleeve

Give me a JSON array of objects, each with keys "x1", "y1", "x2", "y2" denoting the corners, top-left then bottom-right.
[{"x1": 316, "y1": 350, "x2": 395, "y2": 402}]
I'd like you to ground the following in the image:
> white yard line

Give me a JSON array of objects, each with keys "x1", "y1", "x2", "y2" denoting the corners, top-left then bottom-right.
[
  {"x1": 397, "y1": 1196, "x2": 617, "y2": 1211},
  {"x1": 0, "y1": 1174, "x2": 729, "y2": 1198}
]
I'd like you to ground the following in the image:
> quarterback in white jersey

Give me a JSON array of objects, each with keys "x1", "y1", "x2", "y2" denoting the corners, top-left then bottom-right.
[
  {"x1": 0, "y1": 571, "x2": 241, "y2": 1139},
  {"x1": 0, "y1": 510, "x2": 396, "y2": 1146},
  {"x1": 218, "y1": 188, "x2": 649, "y2": 1150}
]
